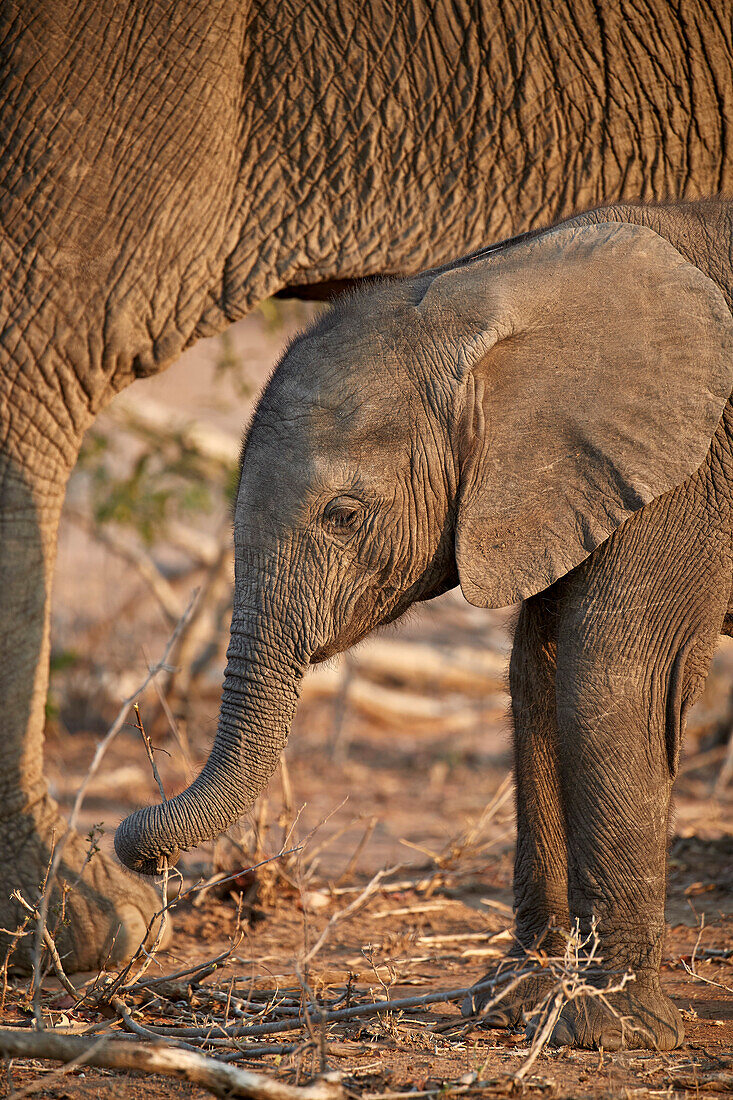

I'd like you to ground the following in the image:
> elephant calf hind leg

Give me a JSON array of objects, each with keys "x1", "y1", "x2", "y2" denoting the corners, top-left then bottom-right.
[{"x1": 551, "y1": 483, "x2": 731, "y2": 1050}]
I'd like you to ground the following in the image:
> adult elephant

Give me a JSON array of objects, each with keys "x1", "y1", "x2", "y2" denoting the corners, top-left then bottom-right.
[
  {"x1": 1, "y1": 0, "x2": 731, "y2": 973},
  {"x1": 117, "y1": 196, "x2": 733, "y2": 1048}
]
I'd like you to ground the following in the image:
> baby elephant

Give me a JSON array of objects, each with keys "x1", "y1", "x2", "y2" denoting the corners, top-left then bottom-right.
[{"x1": 117, "y1": 198, "x2": 733, "y2": 1050}]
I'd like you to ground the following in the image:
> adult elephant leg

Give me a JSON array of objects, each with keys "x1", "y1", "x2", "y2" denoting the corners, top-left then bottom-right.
[
  {"x1": 0, "y1": 438, "x2": 167, "y2": 972},
  {"x1": 463, "y1": 592, "x2": 569, "y2": 1024},
  {"x1": 549, "y1": 439, "x2": 732, "y2": 1051}
]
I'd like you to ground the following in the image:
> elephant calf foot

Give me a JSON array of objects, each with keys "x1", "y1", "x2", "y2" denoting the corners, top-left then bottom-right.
[
  {"x1": 0, "y1": 798, "x2": 170, "y2": 974},
  {"x1": 533, "y1": 983, "x2": 684, "y2": 1051},
  {"x1": 461, "y1": 958, "x2": 553, "y2": 1027}
]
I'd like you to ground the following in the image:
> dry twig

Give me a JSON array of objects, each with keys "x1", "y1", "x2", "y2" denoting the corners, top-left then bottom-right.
[
  {"x1": 514, "y1": 923, "x2": 636, "y2": 1078},
  {"x1": 302, "y1": 865, "x2": 398, "y2": 966},
  {"x1": 132, "y1": 702, "x2": 167, "y2": 803}
]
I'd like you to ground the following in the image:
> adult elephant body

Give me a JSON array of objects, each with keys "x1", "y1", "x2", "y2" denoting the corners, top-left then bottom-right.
[{"x1": 1, "y1": 1, "x2": 732, "y2": 970}]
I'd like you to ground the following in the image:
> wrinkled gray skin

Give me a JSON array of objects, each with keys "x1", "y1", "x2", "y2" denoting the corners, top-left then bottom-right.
[
  {"x1": 2, "y1": 1, "x2": 733, "y2": 976},
  {"x1": 118, "y1": 197, "x2": 733, "y2": 1051}
]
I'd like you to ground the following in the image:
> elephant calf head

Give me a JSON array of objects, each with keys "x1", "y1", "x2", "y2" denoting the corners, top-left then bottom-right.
[{"x1": 115, "y1": 219, "x2": 733, "y2": 874}]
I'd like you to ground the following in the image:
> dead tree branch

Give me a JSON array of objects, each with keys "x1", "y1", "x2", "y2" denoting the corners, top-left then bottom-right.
[{"x1": 0, "y1": 1029, "x2": 344, "y2": 1100}]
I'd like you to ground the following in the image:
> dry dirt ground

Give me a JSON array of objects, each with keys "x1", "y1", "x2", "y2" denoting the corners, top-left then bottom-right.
[{"x1": 2, "y1": 308, "x2": 731, "y2": 1098}]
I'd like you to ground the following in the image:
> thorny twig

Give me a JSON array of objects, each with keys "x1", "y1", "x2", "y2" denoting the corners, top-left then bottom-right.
[
  {"x1": 133, "y1": 702, "x2": 167, "y2": 803},
  {"x1": 127, "y1": 862, "x2": 170, "y2": 985},
  {"x1": 0, "y1": 913, "x2": 32, "y2": 1013},
  {"x1": 12, "y1": 892, "x2": 77, "y2": 999},
  {"x1": 161, "y1": 847, "x2": 303, "y2": 916},
  {"x1": 679, "y1": 958, "x2": 733, "y2": 995}
]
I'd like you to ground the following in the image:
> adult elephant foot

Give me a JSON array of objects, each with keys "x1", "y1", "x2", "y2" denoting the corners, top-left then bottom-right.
[
  {"x1": 460, "y1": 959, "x2": 553, "y2": 1027},
  {"x1": 0, "y1": 796, "x2": 170, "y2": 974},
  {"x1": 535, "y1": 984, "x2": 684, "y2": 1051}
]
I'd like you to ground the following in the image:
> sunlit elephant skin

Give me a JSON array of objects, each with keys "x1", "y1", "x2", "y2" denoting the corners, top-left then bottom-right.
[
  {"x1": 117, "y1": 197, "x2": 733, "y2": 1048},
  {"x1": 2, "y1": 1, "x2": 733, "y2": 973}
]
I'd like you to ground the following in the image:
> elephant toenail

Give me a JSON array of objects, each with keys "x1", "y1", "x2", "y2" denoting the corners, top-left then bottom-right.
[{"x1": 549, "y1": 1018, "x2": 575, "y2": 1047}]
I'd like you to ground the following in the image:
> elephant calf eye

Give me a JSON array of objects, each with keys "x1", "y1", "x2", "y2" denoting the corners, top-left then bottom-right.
[{"x1": 323, "y1": 496, "x2": 363, "y2": 532}]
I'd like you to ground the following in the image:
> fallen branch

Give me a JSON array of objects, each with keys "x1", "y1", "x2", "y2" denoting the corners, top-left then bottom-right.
[
  {"x1": 347, "y1": 679, "x2": 479, "y2": 731},
  {"x1": 123, "y1": 976, "x2": 524, "y2": 1039},
  {"x1": 351, "y1": 637, "x2": 508, "y2": 697},
  {"x1": 668, "y1": 1072, "x2": 733, "y2": 1092},
  {"x1": 3, "y1": 1036, "x2": 111, "y2": 1100},
  {"x1": 300, "y1": 638, "x2": 509, "y2": 731},
  {"x1": 0, "y1": 1030, "x2": 343, "y2": 1100}
]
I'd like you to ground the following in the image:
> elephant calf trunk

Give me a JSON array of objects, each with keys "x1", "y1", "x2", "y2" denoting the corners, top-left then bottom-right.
[{"x1": 114, "y1": 645, "x2": 303, "y2": 875}]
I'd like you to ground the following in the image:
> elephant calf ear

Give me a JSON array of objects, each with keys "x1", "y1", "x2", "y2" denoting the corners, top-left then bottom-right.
[{"x1": 418, "y1": 221, "x2": 733, "y2": 608}]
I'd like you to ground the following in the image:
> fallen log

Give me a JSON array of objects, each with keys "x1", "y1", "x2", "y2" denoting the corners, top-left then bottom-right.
[
  {"x1": 301, "y1": 638, "x2": 508, "y2": 712},
  {"x1": 0, "y1": 1029, "x2": 343, "y2": 1100},
  {"x1": 302, "y1": 666, "x2": 506, "y2": 731},
  {"x1": 301, "y1": 670, "x2": 482, "y2": 731},
  {"x1": 352, "y1": 637, "x2": 508, "y2": 697},
  {"x1": 346, "y1": 678, "x2": 480, "y2": 731}
]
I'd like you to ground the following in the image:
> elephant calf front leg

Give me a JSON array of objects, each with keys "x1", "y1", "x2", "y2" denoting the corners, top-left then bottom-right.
[
  {"x1": 553, "y1": 662, "x2": 681, "y2": 1051},
  {"x1": 463, "y1": 591, "x2": 570, "y2": 1024}
]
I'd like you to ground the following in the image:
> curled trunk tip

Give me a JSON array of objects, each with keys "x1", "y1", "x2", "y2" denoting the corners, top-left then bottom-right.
[{"x1": 114, "y1": 806, "x2": 181, "y2": 876}]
